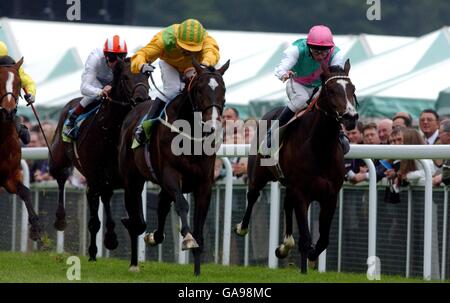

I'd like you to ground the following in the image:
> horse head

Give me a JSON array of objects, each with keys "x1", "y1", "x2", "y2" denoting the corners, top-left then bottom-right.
[
  {"x1": 319, "y1": 59, "x2": 359, "y2": 129},
  {"x1": 110, "y1": 57, "x2": 150, "y2": 107},
  {"x1": 189, "y1": 58, "x2": 230, "y2": 135},
  {"x1": 0, "y1": 57, "x2": 23, "y2": 121}
]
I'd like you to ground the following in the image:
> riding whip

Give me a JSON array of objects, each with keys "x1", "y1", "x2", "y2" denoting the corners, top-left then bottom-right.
[{"x1": 25, "y1": 92, "x2": 54, "y2": 162}]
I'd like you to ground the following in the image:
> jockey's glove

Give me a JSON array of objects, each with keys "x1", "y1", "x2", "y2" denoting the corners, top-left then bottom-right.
[
  {"x1": 141, "y1": 63, "x2": 155, "y2": 75},
  {"x1": 24, "y1": 93, "x2": 35, "y2": 105}
]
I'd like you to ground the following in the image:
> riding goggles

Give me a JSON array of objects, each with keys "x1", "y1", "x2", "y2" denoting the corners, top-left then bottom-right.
[{"x1": 105, "y1": 53, "x2": 127, "y2": 63}]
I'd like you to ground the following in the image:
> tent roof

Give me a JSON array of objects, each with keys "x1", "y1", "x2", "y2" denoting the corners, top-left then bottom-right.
[{"x1": 2, "y1": 17, "x2": 449, "y2": 120}]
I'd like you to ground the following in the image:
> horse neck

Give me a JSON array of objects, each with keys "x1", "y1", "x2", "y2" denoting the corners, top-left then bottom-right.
[
  {"x1": 0, "y1": 120, "x2": 17, "y2": 146},
  {"x1": 310, "y1": 97, "x2": 340, "y2": 151},
  {"x1": 166, "y1": 93, "x2": 193, "y2": 122}
]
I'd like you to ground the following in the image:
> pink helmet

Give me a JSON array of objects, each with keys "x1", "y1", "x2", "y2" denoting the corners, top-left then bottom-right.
[{"x1": 306, "y1": 25, "x2": 334, "y2": 48}]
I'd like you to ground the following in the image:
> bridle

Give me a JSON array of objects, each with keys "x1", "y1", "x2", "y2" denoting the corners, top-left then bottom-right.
[
  {"x1": 186, "y1": 71, "x2": 225, "y2": 116},
  {"x1": 317, "y1": 75, "x2": 358, "y2": 122},
  {"x1": 0, "y1": 67, "x2": 20, "y2": 118}
]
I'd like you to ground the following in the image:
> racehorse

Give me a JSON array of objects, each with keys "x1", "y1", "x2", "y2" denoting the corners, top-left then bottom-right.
[
  {"x1": 49, "y1": 58, "x2": 149, "y2": 261},
  {"x1": 118, "y1": 59, "x2": 230, "y2": 274},
  {"x1": 235, "y1": 60, "x2": 358, "y2": 273},
  {"x1": 0, "y1": 56, "x2": 41, "y2": 241}
]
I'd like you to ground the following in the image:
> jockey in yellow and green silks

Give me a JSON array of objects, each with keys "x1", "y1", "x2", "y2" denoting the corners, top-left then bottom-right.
[
  {"x1": 130, "y1": 18, "x2": 220, "y2": 144},
  {"x1": 0, "y1": 41, "x2": 36, "y2": 145}
]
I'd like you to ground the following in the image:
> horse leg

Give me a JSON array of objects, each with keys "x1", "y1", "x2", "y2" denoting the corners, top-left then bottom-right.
[
  {"x1": 11, "y1": 181, "x2": 41, "y2": 241},
  {"x1": 49, "y1": 137, "x2": 72, "y2": 231},
  {"x1": 101, "y1": 189, "x2": 118, "y2": 250},
  {"x1": 308, "y1": 197, "x2": 337, "y2": 264},
  {"x1": 161, "y1": 168, "x2": 197, "y2": 250},
  {"x1": 122, "y1": 179, "x2": 147, "y2": 271},
  {"x1": 191, "y1": 185, "x2": 213, "y2": 276},
  {"x1": 86, "y1": 188, "x2": 101, "y2": 261},
  {"x1": 293, "y1": 199, "x2": 313, "y2": 274},
  {"x1": 275, "y1": 190, "x2": 295, "y2": 259},
  {"x1": 144, "y1": 189, "x2": 172, "y2": 246},
  {"x1": 54, "y1": 175, "x2": 68, "y2": 231}
]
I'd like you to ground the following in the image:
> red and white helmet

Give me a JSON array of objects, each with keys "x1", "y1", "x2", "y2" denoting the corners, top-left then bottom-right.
[
  {"x1": 103, "y1": 35, "x2": 128, "y2": 54},
  {"x1": 306, "y1": 25, "x2": 334, "y2": 48}
]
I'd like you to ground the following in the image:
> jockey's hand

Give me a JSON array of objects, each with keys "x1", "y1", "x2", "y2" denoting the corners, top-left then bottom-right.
[
  {"x1": 24, "y1": 93, "x2": 35, "y2": 106},
  {"x1": 184, "y1": 67, "x2": 197, "y2": 80},
  {"x1": 281, "y1": 71, "x2": 295, "y2": 82},
  {"x1": 141, "y1": 63, "x2": 155, "y2": 76},
  {"x1": 102, "y1": 85, "x2": 112, "y2": 98}
]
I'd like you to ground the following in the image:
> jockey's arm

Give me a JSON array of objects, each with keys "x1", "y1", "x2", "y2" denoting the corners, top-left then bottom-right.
[
  {"x1": 80, "y1": 53, "x2": 103, "y2": 97},
  {"x1": 199, "y1": 35, "x2": 220, "y2": 66},
  {"x1": 274, "y1": 45, "x2": 299, "y2": 81},
  {"x1": 131, "y1": 34, "x2": 164, "y2": 74},
  {"x1": 19, "y1": 67, "x2": 36, "y2": 97},
  {"x1": 330, "y1": 50, "x2": 346, "y2": 69}
]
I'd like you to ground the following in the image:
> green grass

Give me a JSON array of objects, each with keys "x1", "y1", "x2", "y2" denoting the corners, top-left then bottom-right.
[{"x1": 0, "y1": 251, "x2": 443, "y2": 283}]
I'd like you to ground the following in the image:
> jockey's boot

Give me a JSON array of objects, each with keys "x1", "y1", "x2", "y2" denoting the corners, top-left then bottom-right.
[
  {"x1": 260, "y1": 106, "x2": 295, "y2": 155},
  {"x1": 339, "y1": 130, "x2": 350, "y2": 154},
  {"x1": 64, "y1": 104, "x2": 84, "y2": 139},
  {"x1": 14, "y1": 115, "x2": 30, "y2": 145},
  {"x1": 135, "y1": 97, "x2": 166, "y2": 144}
]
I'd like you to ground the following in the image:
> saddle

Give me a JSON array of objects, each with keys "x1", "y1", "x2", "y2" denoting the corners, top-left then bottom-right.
[
  {"x1": 131, "y1": 102, "x2": 168, "y2": 149},
  {"x1": 61, "y1": 101, "x2": 102, "y2": 143}
]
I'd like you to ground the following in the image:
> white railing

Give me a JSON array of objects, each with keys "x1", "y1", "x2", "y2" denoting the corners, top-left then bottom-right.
[{"x1": 18, "y1": 145, "x2": 450, "y2": 280}]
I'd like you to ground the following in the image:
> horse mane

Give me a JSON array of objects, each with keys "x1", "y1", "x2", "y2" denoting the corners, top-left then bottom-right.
[
  {"x1": 0, "y1": 56, "x2": 16, "y2": 66},
  {"x1": 328, "y1": 65, "x2": 345, "y2": 73}
]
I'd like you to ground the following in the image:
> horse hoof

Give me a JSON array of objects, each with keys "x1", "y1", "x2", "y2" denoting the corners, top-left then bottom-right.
[
  {"x1": 234, "y1": 222, "x2": 248, "y2": 237},
  {"x1": 144, "y1": 230, "x2": 164, "y2": 247},
  {"x1": 129, "y1": 266, "x2": 140, "y2": 273},
  {"x1": 308, "y1": 259, "x2": 317, "y2": 270},
  {"x1": 181, "y1": 233, "x2": 199, "y2": 251},
  {"x1": 104, "y1": 232, "x2": 119, "y2": 250},
  {"x1": 275, "y1": 246, "x2": 288, "y2": 259},
  {"x1": 29, "y1": 230, "x2": 41, "y2": 242},
  {"x1": 54, "y1": 219, "x2": 67, "y2": 231}
]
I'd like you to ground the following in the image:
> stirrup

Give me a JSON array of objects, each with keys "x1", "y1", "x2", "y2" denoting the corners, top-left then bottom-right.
[{"x1": 134, "y1": 125, "x2": 147, "y2": 144}]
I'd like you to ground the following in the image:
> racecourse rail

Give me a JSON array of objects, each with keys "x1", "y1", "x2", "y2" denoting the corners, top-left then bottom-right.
[{"x1": 19, "y1": 145, "x2": 450, "y2": 280}]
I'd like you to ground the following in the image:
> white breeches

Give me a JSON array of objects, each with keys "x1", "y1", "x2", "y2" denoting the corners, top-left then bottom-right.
[
  {"x1": 286, "y1": 80, "x2": 315, "y2": 112},
  {"x1": 159, "y1": 60, "x2": 185, "y2": 103},
  {"x1": 80, "y1": 96, "x2": 97, "y2": 107}
]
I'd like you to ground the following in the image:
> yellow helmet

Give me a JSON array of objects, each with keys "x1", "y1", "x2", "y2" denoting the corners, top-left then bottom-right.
[
  {"x1": 0, "y1": 41, "x2": 9, "y2": 57},
  {"x1": 176, "y1": 19, "x2": 206, "y2": 52}
]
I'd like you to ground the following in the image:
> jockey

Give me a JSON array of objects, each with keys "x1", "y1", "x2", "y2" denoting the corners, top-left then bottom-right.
[
  {"x1": 0, "y1": 41, "x2": 36, "y2": 145},
  {"x1": 63, "y1": 35, "x2": 127, "y2": 139},
  {"x1": 263, "y1": 25, "x2": 350, "y2": 154},
  {"x1": 131, "y1": 18, "x2": 220, "y2": 144}
]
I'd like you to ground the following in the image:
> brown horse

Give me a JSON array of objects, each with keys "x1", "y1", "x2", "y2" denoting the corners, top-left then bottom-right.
[
  {"x1": 49, "y1": 58, "x2": 149, "y2": 261},
  {"x1": 118, "y1": 59, "x2": 230, "y2": 274},
  {"x1": 235, "y1": 60, "x2": 358, "y2": 273},
  {"x1": 0, "y1": 56, "x2": 41, "y2": 241}
]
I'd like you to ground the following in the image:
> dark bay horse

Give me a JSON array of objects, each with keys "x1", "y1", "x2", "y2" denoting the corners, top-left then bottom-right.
[
  {"x1": 49, "y1": 58, "x2": 149, "y2": 261},
  {"x1": 235, "y1": 60, "x2": 358, "y2": 273},
  {"x1": 0, "y1": 56, "x2": 41, "y2": 241},
  {"x1": 118, "y1": 59, "x2": 230, "y2": 274}
]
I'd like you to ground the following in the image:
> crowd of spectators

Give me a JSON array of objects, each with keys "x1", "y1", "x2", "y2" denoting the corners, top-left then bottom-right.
[{"x1": 343, "y1": 108, "x2": 450, "y2": 203}]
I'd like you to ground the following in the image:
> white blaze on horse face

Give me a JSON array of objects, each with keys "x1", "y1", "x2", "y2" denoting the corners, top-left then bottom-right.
[
  {"x1": 336, "y1": 79, "x2": 357, "y2": 115},
  {"x1": 211, "y1": 107, "x2": 220, "y2": 130},
  {"x1": 6, "y1": 71, "x2": 14, "y2": 103},
  {"x1": 208, "y1": 78, "x2": 219, "y2": 91}
]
